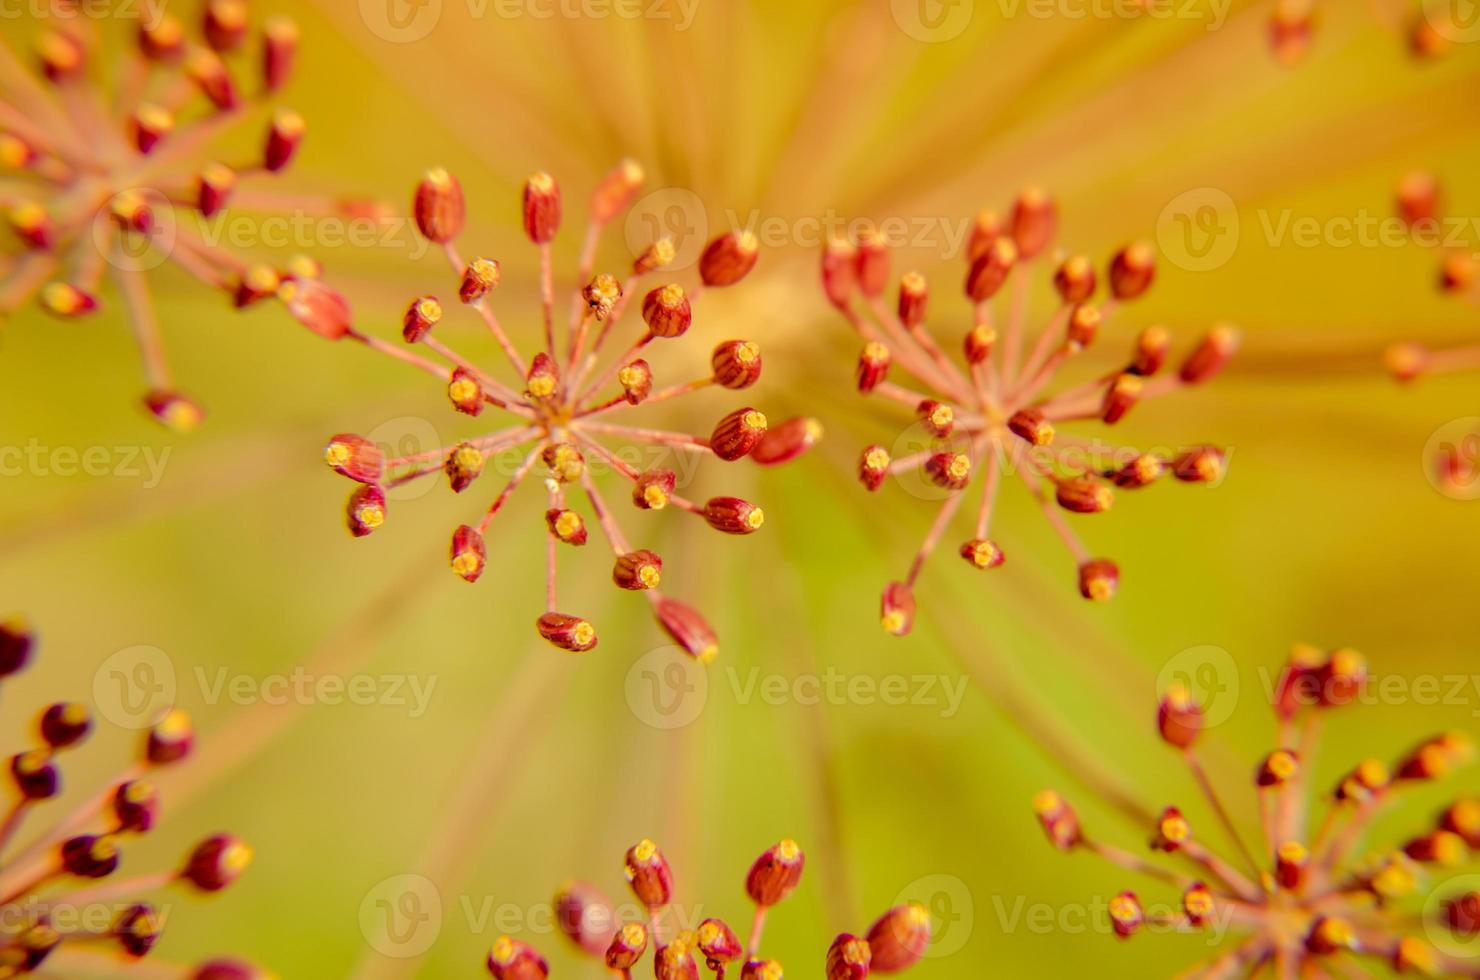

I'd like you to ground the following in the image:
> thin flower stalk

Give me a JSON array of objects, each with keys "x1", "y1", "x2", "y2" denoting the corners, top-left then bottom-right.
[{"x1": 1386, "y1": 171, "x2": 1480, "y2": 384}]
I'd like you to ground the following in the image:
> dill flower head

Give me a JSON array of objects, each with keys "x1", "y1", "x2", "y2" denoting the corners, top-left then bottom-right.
[
  {"x1": 323, "y1": 161, "x2": 818, "y2": 659},
  {"x1": 1035, "y1": 644, "x2": 1479, "y2": 976},
  {"x1": 488, "y1": 838, "x2": 934, "y2": 979},
  {"x1": 0, "y1": 618, "x2": 261, "y2": 976},
  {"x1": 0, "y1": 2, "x2": 373, "y2": 429},
  {"x1": 823, "y1": 191, "x2": 1236, "y2": 636}
]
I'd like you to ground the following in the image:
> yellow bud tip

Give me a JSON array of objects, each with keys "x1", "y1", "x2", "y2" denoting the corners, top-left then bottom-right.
[
  {"x1": 358, "y1": 506, "x2": 385, "y2": 528},
  {"x1": 744, "y1": 410, "x2": 767, "y2": 431},
  {"x1": 638, "y1": 566, "x2": 661, "y2": 588},
  {"x1": 777, "y1": 839, "x2": 801, "y2": 860},
  {"x1": 633, "y1": 839, "x2": 658, "y2": 862},
  {"x1": 571, "y1": 622, "x2": 595, "y2": 648},
  {"x1": 1032, "y1": 790, "x2": 1062, "y2": 814},
  {"x1": 527, "y1": 377, "x2": 556, "y2": 398},
  {"x1": 746, "y1": 508, "x2": 765, "y2": 529},
  {"x1": 880, "y1": 611, "x2": 905, "y2": 634},
  {"x1": 490, "y1": 937, "x2": 514, "y2": 963},
  {"x1": 643, "y1": 486, "x2": 669, "y2": 509},
  {"x1": 424, "y1": 167, "x2": 452, "y2": 187},
  {"x1": 696, "y1": 644, "x2": 718, "y2": 664},
  {"x1": 452, "y1": 554, "x2": 481, "y2": 576}
]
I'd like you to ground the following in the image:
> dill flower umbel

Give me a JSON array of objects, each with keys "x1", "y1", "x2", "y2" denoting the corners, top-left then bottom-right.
[
  {"x1": 822, "y1": 191, "x2": 1235, "y2": 636},
  {"x1": 488, "y1": 838, "x2": 934, "y2": 979},
  {"x1": 1035, "y1": 644, "x2": 1479, "y2": 976},
  {"x1": 0, "y1": 618, "x2": 260, "y2": 977},
  {"x1": 0, "y1": 2, "x2": 373, "y2": 429},
  {"x1": 323, "y1": 161, "x2": 818, "y2": 658}
]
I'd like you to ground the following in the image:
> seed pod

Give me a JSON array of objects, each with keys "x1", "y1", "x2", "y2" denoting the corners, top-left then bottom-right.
[
  {"x1": 898, "y1": 271, "x2": 928, "y2": 329},
  {"x1": 1158, "y1": 683, "x2": 1203, "y2": 749},
  {"x1": 583, "y1": 273, "x2": 622, "y2": 321},
  {"x1": 62, "y1": 834, "x2": 120, "y2": 878},
  {"x1": 959, "y1": 538, "x2": 1004, "y2": 569},
  {"x1": 204, "y1": 0, "x2": 248, "y2": 51},
  {"x1": 0, "y1": 619, "x2": 34, "y2": 677},
  {"x1": 113, "y1": 781, "x2": 159, "y2": 833},
  {"x1": 704, "y1": 497, "x2": 764, "y2": 534},
  {"x1": 880, "y1": 581, "x2": 915, "y2": 637},
  {"x1": 865, "y1": 903, "x2": 930, "y2": 972},
  {"x1": 1100, "y1": 374, "x2": 1141, "y2": 425},
  {"x1": 642, "y1": 284, "x2": 692, "y2": 338},
  {"x1": 605, "y1": 922, "x2": 648, "y2": 971},
  {"x1": 616, "y1": 359, "x2": 652, "y2": 405},
  {"x1": 1111, "y1": 452, "x2": 1163, "y2": 489},
  {"x1": 325, "y1": 434, "x2": 383, "y2": 484},
  {"x1": 967, "y1": 209, "x2": 1004, "y2": 261},
  {"x1": 402, "y1": 296, "x2": 442, "y2": 343},
  {"x1": 1152, "y1": 807, "x2": 1191, "y2": 853},
  {"x1": 654, "y1": 943, "x2": 700, "y2": 980},
  {"x1": 710, "y1": 409, "x2": 768, "y2": 461},
  {"x1": 634, "y1": 238, "x2": 676, "y2": 275},
  {"x1": 525, "y1": 352, "x2": 560, "y2": 401},
  {"x1": 11, "y1": 752, "x2": 58, "y2": 800},
  {"x1": 461, "y1": 258, "x2": 501, "y2": 303},
  {"x1": 699, "y1": 231, "x2": 759, "y2": 287},
  {"x1": 1109, "y1": 242, "x2": 1156, "y2": 300},
  {"x1": 444, "y1": 443, "x2": 485, "y2": 493},
  {"x1": 696, "y1": 919, "x2": 742, "y2": 967},
  {"x1": 924, "y1": 452, "x2": 970, "y2": 490},
  {"x1": 1179, "y1": 326, "x2": 1240, "y2": 384},
  {"x1": 855, "y1": 226, "x2": 889, "y2": 298},
  {"x1": 591, "y1": 159, "x2": 644, "y2": 224},
  {"x1": 415, "y1": 169, "x2": 465, "y2": 243},
  {"x1": 633, "y1": 470, "x2": 676, "y2": 510},
  {"x1": 131, "y1": 103, "x2": 173, "y2": 154},
  {"x1": 40, "y1": 282, "x2": 98, "y2": 318},
  {"x1": 964, "y1": 237, "x2": 1017, "y2": 301},
  {"x1": 1077, "y1": 558, "x2": 1119, "y2": 601},
  {"x1": 856, "y1": 342, "x2": 891, "y2": 393},
  {"x1": 713, "y1": 340, "x2": 762, "y2": 389},
  {"x1": 1054, "y1": 255, "x2": 1096, "y2": 304},
  {"x1": 1065, "y1": 304, "x2": 1100, "y2": 350},
  {"x1": 917, "y1": 400, "x2": 955, "y2": 439},
  {"x1": 523, "y1": 172, "x2": 562, "y2": 243},
  {"x1": 654, "y1": 596, "x2": 719, "y2": 663},
  {"x1": 1032, "y1": 790, "x2": 1080, "y2": 851},
  {"x1": 1172, "y1": 446, "x2": 1226, "y2": 484},
  {"x1": 747, "y1": 839, "x2": 804, "y2": 906},
  {"x1": 263, "y1": 110, "x2": 304, "y2": 172},
  {"x1": 1010, "y1": 187, "x2": 1056, "y2": 259},
  {"x1": 262, "y1": 16, "x2": 298, "y2": 92},
  {"x1": 826, "y1": 934, "x2": 871, "y2": 980},
  {"x1": 182, "y1": 834, "x2": 252, "y2": 891},
  {"x1": 450, "y1": 525, "x2": 486, "y2": 583},
  {"x1": 1396, "y1": 171, "x2": 1439, "y2": 227},
  {"x1": 544, "y1": 509, "x2": 588, "y2": 546},
  {"x1": 821, "y1": 238, "x2": 858, "y2": 308},
  {"x1": 185, "y1": 49, "x2": 237, "y2": 110},
  {"x1": 146, "y1": 709, "x2": 193, "y2": 765},
  {"x1": 1055, "y1": 477, "x2": 1113, "y2": 514},
  {"x1": 144, "y1": 390, "x2": 205, "y2": 432},
  {"x1": 487, "y1": 937, "x2": 549, "y2": 980},
  {"x1": 279, "y1": 278, "x2": 352, "y2": 341},
  {"x1": 553, "y1": 882, "x2": 614, "y2": 957},
  {"x1": 1109, "y1": 892, "x2": 1143, "y2": 940},
  {"x1": 859, "y1": 446, "x2": 891, "y2": 492},
  {"x1": 40, "y1": 702, "x2": 91, "y2": 748},
  {"x1": 613, "y1": 550, "x2": 663, "y2": 591},
  {"x1": 1007, "y1": 409, "x2": 1053, "y2": 447},
  {"x1": 535, "y1": 613, "x2": 597, "y2": 653},
  {"x1": 623, "y1": 838, "x2": 673, "y2": 908},
  {"x1": 963, "y1": 325, "x2": 995, "y2": 365},
  {"x1": 448, "y1": 366, "x2": 485, "y2": 416},
  {"x1": 197, "y1": 163, "x2": 236, "y2": 217}
]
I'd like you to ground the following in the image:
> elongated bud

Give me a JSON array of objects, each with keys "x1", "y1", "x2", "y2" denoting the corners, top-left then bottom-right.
[
  {"x1": 523, "y1": 172, "x2": 561, "y2": 243},
  {"x1": 113, "y1": 780, "x2": 159, "y2": 833},
  {"x1": 704, "y1": 497, "x2": 764, "y2": 534},
  {"x1": 624, "y1": 839, "x2": 673, "y2": 908},
  {"x1": 554, "y1": 883, "x2": 614, "y2": 957},
  {"x1": 1033, "y1": 790, "x2": 1080, "y2": 851},
  {"x1": 857, "y1": 342, "x2": 891, "y2": 393},
  {"x1": 655, "y1": 943, "x2": 700, "y2": 980},
  {"x1": 959, "y1": 538, "x2": 1004, "y2": 570},
  {"x1": 859, "y1": 446, "x2": 891, "y2": 491},
  {"x1": 918, "y1": 400, "x2": 955, "y2": 439},
  {"x1": 444, "y1": 444, "x2": 485, "y2": 493},
  {"x1": 1404, "y1": 830, "x2": 1467, "y2": 866},
  {"x1": 415, "y1": 169, "x2": 465, "y2": 243},
  {"x1": 643, "y1": 284, "x2": 692, "y2": 338},
  {"x1": 450, "y1": 525, "x2": 486, "y2": 582},
  {"x1": 487, "y1": 937, "x2": 549, "y2": 980},
  {"x1": 1101, "y1": 374, "x2": 1141, "y2": 425},
  {"x1": 346, "y1": 484, "x2": 386, "y2": 537},
  {"x1": 264, "y1": 110, "x2": 304, "y2": 172},
  {"x1": 1109, "y1": 242, "x2": 1156, "y2": 300},
  {"x1": 1172, "y1": 446, "x2": 1226, "y2": 484},
  {"x1": 325, "y1": 434, "x2": 383, "y2": 484},
  {"x1": 403, "y1": 296, "x2": 442, "y2": 343},
  {"x1": 461, "y1": 258, "x2": 501, "y2": 303},
  {"x1": 713, "y1": 340, "x2": 762, "y2": 389},
  {"x1": 1305, "y1": 916, "x2": 1354, "y2": 956},
  {"x1": 655, "y1": 596, "x2": 718, "y2": 663},
  {"x1": 963, "y1": 325, "x2": 995, "y2": 365},
  {"x1": 186, "y1": 49, "x2": 237, "y2": 110},
  {"x1": 1078, "y1": 558, "x2": 1118, "y2": 601},
  {"x1": 1111, "y1": 452, "x2": 1163, "y2": 489},
  {"x1": 131, "y1": 103, "x2": 173, "y2": 154},
  {"x1": 696, "y1": 919, "x2": 743, "y2": 967},
  {"x1": 139, "y1": 15, "x2": 185, "y2": 61},
  {"x1": 924, "y1": 452, "x2": 970, "y2": 490},
  {"x1": 278, "y1": 278, "x2": 352, "y2": 340},
  {"x1": 204, "y1": 0, "x2": 248, "y2": 50},
  {"x1": 589, "y1": 159, "x2": 644, "y2": 226},
  {"x1": 747, "y1": 839, "x2": 804, "y2": 907},
  {"x1": 262, "y1": 16, "x2": 298, "y2": 92},
  {"x1": 0, "y1": 619, "x2": 34, "y2": 677},
  {"x1": 448, "y1": 366, "x2": 485, "y2": 416},
  {"x1": 198, "y1": 163, "x2": 236, "y2": 217},
  {"x1": 633, "y1": 470, "x2": 676, "y2": 510},
  {"x1": 880, "y1": 581, "x2": 915, "y2": 637},
  {"x1": 7, "y1": 201, "x2": 53, "y2": 250},
  {"x1": 1397, "y1": 171, "x2": 1440, "y2": 227},
  {"x1": 865, "y1": 903, "x2": 930, "y2": 972},
  {"x1": 1054, "y1": 255, "x2": 1096, "y2": 304},
  {"x1": 855, "y1": 226, "x2": 889, "y2": 297},
  {"x1": 1258, "y1": 749, "x2": 1299, "y2": 788},
  {"x1": 525, "y1": 352, "x2": 561, "y2": 401},
  {"x1": 62, "y1": 834, "x2": 120, "y2": 878},
  {"x1": 182, "y1": 834, "x2": 252, "y2": 891},
  {"x1": 1131, "y1": 326, "x2": 1170, "y2": 376},
  {"x1": 826, "y1": 935, "x2": 871, "y2": 980},
  {"x1": 605, "y1": 922, "x2": 648, "y2": 971},
  {"x1": 40, "y1": 282, "x2": 98, "y2": 318},
  {"x1": 634, "y1": 238, "x2": 676, "y2": 275},
  {"x1": 1009, "y1": 187, "x2": 1055, "y2": 257},
  {"x1": 710, "y1": 408, "x2": 768, "y2": 461},
  {"x1": 1109, "y1": 892, "x2": 1143, "y2": 939},
  {"x1": 965, "y1": 237, "x2": 1017, "y2": 301},
  {"x1": 613, "y1": 550, "x2": 663, "y2": 591},
  {"x1": 700, "y1": 231, "x2": 759, "y2": 287},
  {"x1": 618, "y1": 359, "x2": 652, "y2": 405},
  {"x1": 746, "y1": 418, "x2": 820, "y2": 468},
  {"x1": 1007, "y1": 409, "x2": 1053, "y2": 447},
  {"x1": 146, "y1": 709, "x2": 193, "y2": 765},
  {"x1": 1396, "y1": 732, "x2": 1474, "y2": 781},
  {"x1": 1179, "y1": 326, "x2": 1239, "y2": 383},
  {"x1": 1158, "y1": 683, "x2": 1203, "y2": 748},
  {"x1": 1065, "y1": 304, "x2": 1100, "y2": 350},
  {"x1": 535, "y1": 613, "x2": 597, "y2": 653},
  {"x1": 1056, "y1": 477, "x2": 1113, "y2": 514},
  {"x1": 822, "y1": 239, "x2": 858, "y2": 308},
  {"x1": 144, "y1": 390, "x2": 205, "y2": 432},
  {"x1": 894, "y1": 272, "x2": 929, "y2": 330}
]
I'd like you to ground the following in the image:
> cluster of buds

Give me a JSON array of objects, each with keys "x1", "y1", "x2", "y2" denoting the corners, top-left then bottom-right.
[
  {"x1": 487, "y1": 838, "x2": 934, "y2": 979},
  {"x1": 1034, "y1": 644, "x2": 1479, "y2": 976},
  {"x1": 823, "y1": 190, "x2": 1235, "y2": 635},
  {"x1": 0, "y1": 619, "x2": 263, "y2": 977},
  {"x1": 1269, "y1": 1, "x2": 1453, "y2": 64},
  {"x1": 324, "y1": 162, "x2": 818, "y2": 658},
  {"x1": 1385, "y1": 171, "x2": 1480, "y2": 384},
  {"x1": 0, "y1": 4, "x2": 378, "y2": 428}
]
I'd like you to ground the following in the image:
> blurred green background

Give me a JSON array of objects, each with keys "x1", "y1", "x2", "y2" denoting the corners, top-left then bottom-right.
[{"x1": 3, "y1": 0, "x2": 1480, "y2": 976}]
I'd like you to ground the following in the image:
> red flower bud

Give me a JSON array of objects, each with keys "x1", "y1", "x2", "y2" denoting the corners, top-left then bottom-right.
[
  {"x1": 204, "y1": 0, "x2": 248, "y2": 51},
  {"x1": 540, "y1": 441, "x2": 583, "y2": 483},
  {"x1": 864, "y1": 903, "x2": 931, "y2": 972},
  {"x1": 623, "y1": 838, "x2": 673, "y2": 908},
  {"x1": 545, "y1": 508, "x2": 588, "y2": 546},
  {"x1": 713, "y1": 340, "x2": 763, "y2": 389},
  {"x1": 1055, "y1": 477, "x2": 1113, "y2": 514},
  {"x1": 444, "y1": 443, "x2": 486, "y2": 493},
  {"x1": 654, "y1": 597, "x2": 719, "y2": 663},
  {"x1": 1172, "y1": 446, "x2": 1226, "y2": 484},
  {"x1": 1183, "y1": 882, "x2": 1213, "y2": 926},
  {"x1": 1109, "y1": 892, "x2": 1143, "y2": 939},
  {"x1": 924, "y1": 452, "x2": 971, "y2": 490},
  {"x1": 699, "y1": 231, "x2": 759, "y2": 287},
  {"x1": 1396, "y1": 170, "x2": 1439, "y2": 227},
  {"x1": 113, "y1": 780, "x2": 159, "y2": 833},
  {"x1": 1158, "y1": 684, "x2": 1203, "y2": 749},
  {"x1": 146, "y1": 709, "x2": 193, "y2": 765},
  {"x1": 262, "y1": 16, "x2": 298, "y2": 92},
  {"x1": 855, "y1": 226, "x2": 889, "y2": 298},
  {"x1": 633, "y1": 470, "x2": 676, "y2": 510},
  {"x1": 967, "y1": 209, "x2": 1004, "y2": 261},
  {"x1": 613, "y1": 550, "x2": 663, "y2": 591},
  {"x1": 116, "y1": 902, "x2": 162, "y2": 958},
  {"x1": 704, "y1": 497, "x2": 764, "y2": 535},
  {"x1": 898, "y1": 271, "x2": 928, "y2": 329},
  {"x1": 1100, "y1": 374, "x2": 1141, "y2": 424},
  {"x1": 1032, "y1": 790, "x2": 1080, "y2": 851},
  {"x1": 553, "y1": 882, "x2": 614, "y2": 957},
  {"x1": 182, "y1": 834, "x2": 252, "y2": 891},
  {"x1": 1065, "y1": 304, "x2": 1100, "y2": 349},
  {"x1": 535, "y1": 613, "x2": 597, "y2": 653},
  {"x1": 487, "y1": 937, "x2": 549, "y2": 980},
  {"x1": 619, "y1": 358, "x2": 653, "y2": 404},
  {"x1": 130, "y1": 103, "x2": 173, "y2": 154},
  {"x1": 822, "y1": 239, "x2": 858, "y2": 308},
  {"x1": 1054, "y1": 255, "x2": 1096, "y2": 304},
  {"x1": 746, "y1": 839, "x2": 804, "y2": 906},
  {"x1": 1109, "y1": 242, "x2": 1156, "y2": 300},
  {"x1": 62, "y1": 834, "x2": 120, "y2": 878},
  {"x1": 880, "y1": 581, "x2": 915, "y2": 637},
  {"x1": 0, "y1": 618, "x2": 34, "y2": 677},
  {"x1": 522, "y1": 172, "x2": 562, "y2": 243},
  {"x1": 415, "y1": 169, "x2": 465, "y2": 243},
  {"x1": 40, "y1": 702, "x2": 91, "y2": 748},
  {"x1": 461, "y1": 259, "x2": 501, "y2": 304},
  {"x1": 325, "y1": 434, "x2": 383, "y2": 484},
  {"x1": 279, "y1": 278, "x2": 352, "y2": 340},
  {"x1": 197, "y1": 164, "x2": 236, "y2": 218},
  {"x1": 857, "y1": 342, "x2": 892, "y2": 394},
  {"x1": 964, "y1": 237, "x2": 1017, "y2": 302},
  {"x1": 696, "y1": 918, "x2": 742, "y2": 966},
  {"x1": 1077, "y1": 558, "x2": 1119, "y2": 601},
  {"x1": 642, "y1": 284, "x2": 692, "y2": 338},
  {"x1": 710, "y1": 409, "x2": 768, "y2": 461},
  {"x1": 654, "y1": 943, "x2": 700, "y2": 980},
  {"x1": 590, "y1": 159, "x2": 644, "y2": 225},
  {"x1": 826, "y1": 935, "x2": 871, "y2": 980},
  {"x1": 347, "y1": 484, "x2": 387, "y2": 537},
  {"x1": 185, "y1": 49, "x2": 237, "y2": 110},
  {"x1": 11, "y1": 752, "x2": 58, "y2": 800},
  {"x1": 859, "y1": 446, "x2": 891, "y2": 492},
  {"x1": 526, "y1": 351, "x2": 561, "y2": 401},
  {"x1": 263, "y1": 109, "x2": 304, "y2": 173},
  {"x1": 917, "y1": 400, "x2": 955, "y2": 439},
  {"x1": 1179, "y1": 325, "x2": 1240, "y2": 384},
  {"x1": 1152, "y1": 806, "x2": 1191, "y2": 852},
  {"x1": 449, "y1": 366, "x2": 485, "y2": 416},
  {"x1": 1111, "y1": 452, "x2": 1163, "y2": 489},
  {"x1": 1007, "y1": 409, "x2": 1053, "y2": 446},
  {"x1": 40, "y1": 282, "x2": 98, "y2": 318},
  {"x1": 963, "y1": 325, "x2": 995, "y2": 365},
  {"x1": 959, "y1": 538, "x2": 1004, "y2": 569},
  {"x1": 751, "y1": 417, "x2": 822, "y2": 466},
  {"x1": 605, "y1": 922, "x2": 648, "y2": 971},
  {"x1": 451, "y1": 525, "x2": 487, "y2": 583},
  {"x1": 1257, "y1": 749, "x2": 1299, "y2": 788}
]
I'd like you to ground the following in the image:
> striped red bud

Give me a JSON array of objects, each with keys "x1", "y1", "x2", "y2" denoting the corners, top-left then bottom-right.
[
  {"x1": 487, "y1": 937, "x2": 549, "y2": 980},
  {"x1": 605, "y1": 922, "x2": 648, "y2": 971},
  {"x1": 713, "y1": 340, "x2": 762, "y2": 389},
  {"x1": 924, "y1": 452, "x2": 970, "y2": 490},
  {"x1": 144, "y1": 390, "x2": 205, "y2": 432},
  {"x1": 450, "y1": 525, "x2": 486, "y2": 583},
  {"x1": 263, "y1": 110, "x2": 304, "y2": 172},
  {"x1": 415, "y1": 169, "x2": 465, "y2": 243},
  {"x1": 545, "y1": 509, "x2": 588, "y2": 546},
  {"x1": 704, "y1": 497, "x2": 764, "y2": 535},
  {"x1": 262, "y1": 16, "x2": 298, "y2": 92},
  {"x1": 898, "y1": 271, "x2": 928, "y2": 329},
  {"x1": 525, "y1": 352, "x2": 560, "y2": 401},
  {"x1": 1131, "y1": 326, "x2": 1171, "y2": 376},
  {"x1": 699, "y1": 231, "x2": 759, "y2": 287},
  {"x1": 655, "y1": 596, "x2": 718, "y2": 663},
  {"x1": 655, "y1": 943, "x2": 700, "y2": 980},
  {"x1": 880, "y1": 581, "x2": 915, "y2": 637},
  {"x1": 1010, "y1": 187, "x2": 1056, "y2": 259},
  {"x1": 448, "y1": 366, "x2": 485, "y2": 416},
  {"x1": 964, "y1": 237, "x2": 1017, "y2": 301},
  {"x1": 325, "y1": 434, "x2": 383, "y2": 484},
  {"x1": 461, "y1": 258, "x2": 500, "y2": 303},
  {"x1": 185, "y1": 49, "x2": 237, "y2": 110},
  {"x1": 1007, "y1": 409, "x2": 1053, "y2": 446},
  {"x1": 624, "y1": 839, "x2": 673, "y2": 908},
  {"x1": 1109, "y1": 892, "x2": 1143, "y2": 939},
  {"x1": 1173, "y1": 446, "x2": 1226, "y2": 484},
  {"x1": 346, "y1": 485, "x2": 386, "y2": 537},
  {"x1": 857, "y1": 342, "x2": 892, "y2": 393},
  {"x1": 696, "y1": 919, "x2": 743, "y2": 967},
  {"x1": 746, "y1": 839, "x2": 804, "y2": 907},
  {"x1": 403, "y1": 296, "x2": 442, "y2": 343},
  {"x1": 279, "y1": 278, "x2": 352, "y2": 340},
  {"x1": 859, "y1": 446, "x2": 891, "y2": 491},
  {"x1": 1077, "y1": 558, "x2": 1119, "y2": 601},
  {"x1": 590, "y1": 159, "x2": 644, "y2": 224},
  {"x1": 963, "y1": 325, "x2": 995, "y2": 365},
  {"x1": 1152, "y1": 806, "x2": 1191, "y2": 852},
  {"x1": 1100, "y1": 374, "x2": 1142, "y2": 425},
  {"x1": 642, "y1": 284, "x2": 692, "y2": 338},
  {"x1": 444, "y1": 443, "x2": 485, "y2": 493},
  {"x1": 40, "y1": 282, "x2": 98, "y2": 318},
  {"x1": 613, "y1": 550, "x2": 663, "y2": 591},
  {"x1": 1033, "y1": 790, "x2": 1080, "y2": 851},
  {"x1": 130, "y1": 103, "x2": 173, "y2": 154},
  {"x1": 522, "y1": 172, "x2": 562, "y2": 243},
  {"x1": 959, "y1": 538, "x2": 1004, "y2": 569},
  {"x1": 1179, "y1": 325, "x2": 1240, "y2": 384},
  {"x1": 182, "y1": 834, "x2": 252, "y2": 891},
  {"x1": 826, "y1": 935, "x2": 871, "y2": 980},
  {"x1": 1055, "y1": 477, "x2": 1113, "y2": 514},
  {"x1": 145, "y1": 709, "x2": 193, "y2": 764},
  {"x1": 1109, "y1": 242, "x2": 1156, "y2": 300},
  {"x1": 865, "y1": 903, "x2": 930, "y2": 972},
  {"x1": 619, "y1": 358, "x2": 652, "y2": 405},
  {"x1": 535, "y1": 613, "x2": 597, "y2": 653},
  {"x1": 917, "y1": 400, "x2": 955, "y2": 438},
  {"x1": 711, "y1": 409, "x2": 768, "y2": 461},
  {"x1": 554, "y1": 883, "x2": 614, "y2": 957},
  {"x1": 633, "y1": 470, "x2": 676, "y2": 510},
  {"x1": 855, "y1": 226, "x2": 889, "y2": 297},
  {"x1": 822, "y1": 238, "x2": 858, "y2": 308},
  {"x1": 751, "y1": 417, "x2": 822, "y2": 466},
  {"x1": 197, "y1": 164, "x2": 236, "y2": 217},
  {"x1": 1054, "y1": 256, "x2": 1096, "y2": 304},
  {"x1": 1158, "y1": 684, "x2": 1203, "y2": 748}
]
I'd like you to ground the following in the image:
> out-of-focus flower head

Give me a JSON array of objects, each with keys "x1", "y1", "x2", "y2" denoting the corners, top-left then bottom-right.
[
  {"x1": 0, "y1": 617, "x2": 262, "y2": 976},
  {"x1": 823, "y1": 190, "x2": 1235, "y2": 635},
  {"x1": 1035, "y1": 644, "x2": 1480, "y2": 976},
  {"x1": 322, "y1": 161, "x2": 818, "y2": 658},
  {"x1": 489, "y1": 837, "x2": 934, "y2": 979},
  {"x1": 0, "y1": 1, "x2": 378, "y2": 429}
]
